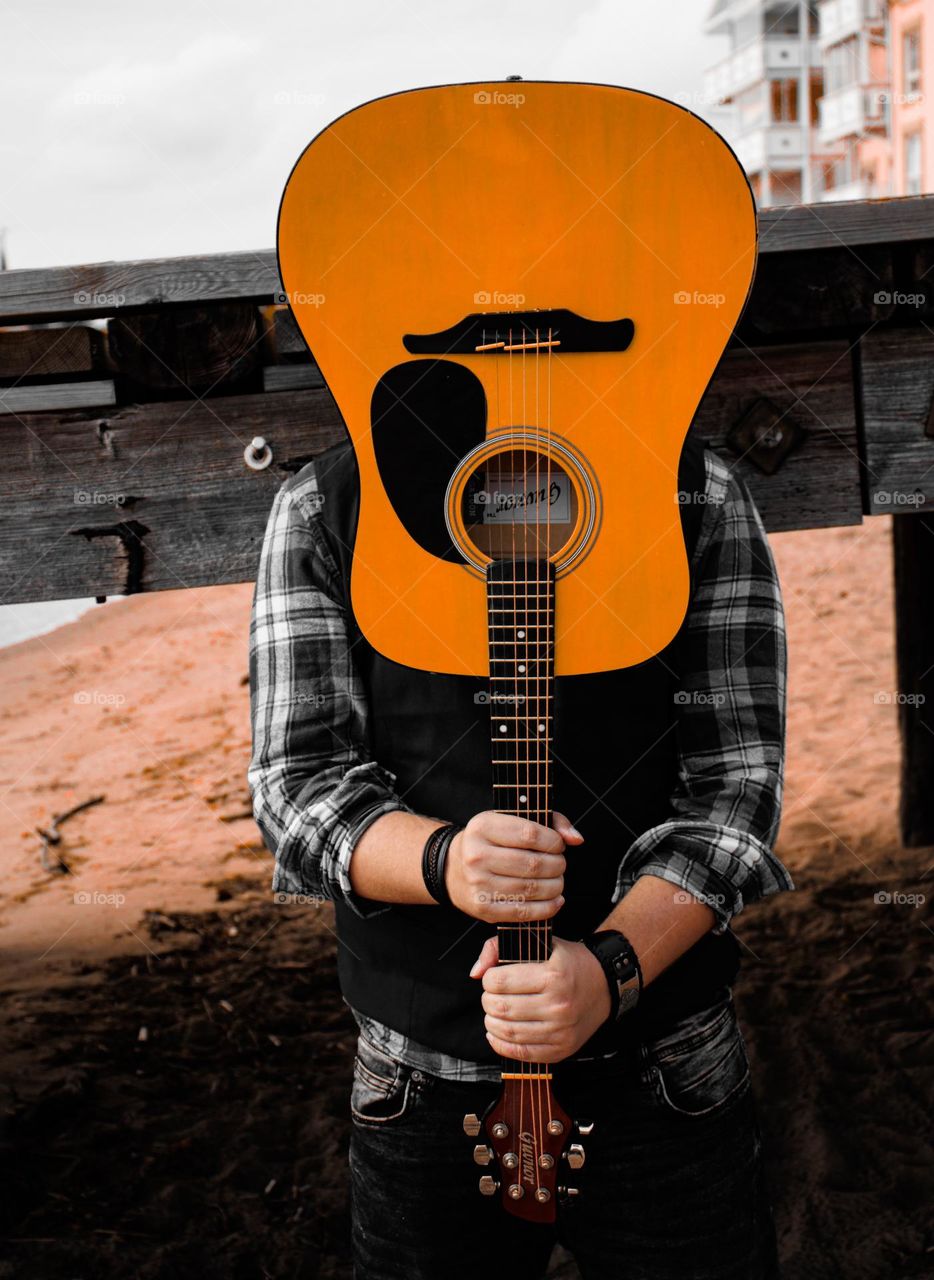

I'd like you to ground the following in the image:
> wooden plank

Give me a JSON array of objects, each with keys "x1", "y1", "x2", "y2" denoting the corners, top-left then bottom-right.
[
  {"x1": 0, "y1": 323, "x2": 108, "y2": 380},
  {"x1": 892, "y1": 512, "x2": 934, "y2": 845},
  {"x1": 0, "y1": 335, "x2": 865, "y2": 602},
  {"x1": 0, "y1": 381, "x2": 115, "y2": 414},
  {"x1": 263, "y1": 365, "x2": 324, "y2": 393},
  {"x1": 758, "y1": 193, "x2": 934, "y2": 254},
  {"x1": 0, "y1": 389, "x2": 344, "y2": 603},
  {"x1": 860, "y1": 329, "x2": 934, "y2": 514},
  {"x1": 693, "y1": 340, "x2": 863, "y2": 531},
  {"x1": 0, "y1": 250, "x2": 279, "y2": 324},
  {"x1": 0, "y1": 195, "x2": 930, "y2": 324}
]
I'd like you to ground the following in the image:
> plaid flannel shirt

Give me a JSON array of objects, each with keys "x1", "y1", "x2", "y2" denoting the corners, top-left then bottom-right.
[{"x1": 247, "y1": 445, "x2": 793, "y2": 1081}]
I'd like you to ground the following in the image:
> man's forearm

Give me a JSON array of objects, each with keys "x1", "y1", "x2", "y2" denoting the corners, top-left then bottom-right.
[
  {"x1": 349, "y1": 811, "x2": 442, "y2": 904},
  {"x1": 595, "y1": 874, "x2": 715, "y2": 987}
]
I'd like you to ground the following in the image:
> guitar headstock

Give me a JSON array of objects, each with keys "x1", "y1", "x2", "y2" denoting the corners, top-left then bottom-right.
[{"x1": 463, "y1": 1079, "x2": 592, "y2": 1224}]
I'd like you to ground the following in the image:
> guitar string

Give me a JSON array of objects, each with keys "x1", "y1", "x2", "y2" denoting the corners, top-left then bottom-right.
[{"x1": 534, "y1": 325, "x2": 546, "y2": 1175}]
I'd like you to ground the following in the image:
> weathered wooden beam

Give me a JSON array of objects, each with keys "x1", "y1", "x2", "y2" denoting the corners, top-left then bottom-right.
[
  {"x1": 692, "y1": 340, "x2": 862, "y2": 531},
  {"x1": 0, "y1": 389, "x2": 344, "y2": 603},
  {"x1": 757, "y1": 193, "x2": 934, "y2": 254},
  {"x1": 0, "y1": 251, "x2": 279, "y2": 324},
  {"x1": 892, "y1": 513, "x2": 934, "y2": 846},
  {"x1": 0, "y1": 323, "x2": 108, "y2": 380},
  {"x1": 0, "y1": 381, "x2": 115, "y2": 414},
  {"x1": 0, "y1": 196, "x2": 931, "y2": 324},
  {"x1": 860, "y1": 328, "x2": 934, "y2": 514}
]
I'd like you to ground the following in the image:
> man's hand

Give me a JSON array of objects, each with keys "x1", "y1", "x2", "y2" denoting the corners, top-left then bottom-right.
[
  {"x1": 471, "y1": 935, "x2": 611, "y2": 1063},
  {"x1": 445, "y1": 811, "x2": 582, "y2": 923}
]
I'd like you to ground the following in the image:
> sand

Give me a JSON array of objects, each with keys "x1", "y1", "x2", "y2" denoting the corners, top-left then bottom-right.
[{"x1": 0, "y1": 514, "x2": 932, "y2": 1279}]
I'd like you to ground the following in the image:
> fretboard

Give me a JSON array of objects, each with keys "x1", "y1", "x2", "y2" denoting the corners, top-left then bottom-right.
[{"x1": 486, "y1": 558, "x2": 556, "y2": 968}]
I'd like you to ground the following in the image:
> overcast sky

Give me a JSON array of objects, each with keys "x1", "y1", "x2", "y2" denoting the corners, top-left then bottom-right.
[{"x1": 0, "y1": 0, "x2": 728, "y2": 269}]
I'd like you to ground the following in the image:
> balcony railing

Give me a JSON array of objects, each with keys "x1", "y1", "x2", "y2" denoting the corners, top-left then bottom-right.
[
  {"x1": 818, "y1": 0, "x2": 886, "y2": 50},
  {"x1": 704, "y1": 35, "x2": 821, "y2": 103},
  {"x1": 818, "y1": 84, "x2": 889, "y2": 142}
]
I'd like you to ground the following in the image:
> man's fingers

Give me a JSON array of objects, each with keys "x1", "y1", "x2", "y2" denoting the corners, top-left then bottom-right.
[
  {"x1": 551, "y1": 811, "x2": 584, "y2": 845},
  {"x1": 482, "y1": 962, "x2": 551, "y2": 995},
  {"x1": 480, "y1": 813, "x2": 565, "y2": 855},
  {"x1": 469, "y1": 934, "x2": 499, "y2": 979},
  {"x1": 481, "y1": 990, "x2": 553, "y2": 1021},
  {"x1": 485, "y1": 1033, "x2": 561, "y2": 1063},
  {"x1": 488, "y1": 850, "x2": 566, "y2": 881},
  {"x1": 489, "y1": 875, "x2": 565, "y2": 903},
  {"x1": 483, "y1": 1015, "x2": 553, "y2": 1042}
]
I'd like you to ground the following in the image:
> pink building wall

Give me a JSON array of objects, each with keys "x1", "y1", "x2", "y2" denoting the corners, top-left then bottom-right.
[{"x1": 888, "y1": 0, "x2": 934, "y2": 193}]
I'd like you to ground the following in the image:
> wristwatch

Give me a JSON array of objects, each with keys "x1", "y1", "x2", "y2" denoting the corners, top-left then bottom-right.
[{"x1": 581, "y1": 929, "x2": 643, "y2": 1021}]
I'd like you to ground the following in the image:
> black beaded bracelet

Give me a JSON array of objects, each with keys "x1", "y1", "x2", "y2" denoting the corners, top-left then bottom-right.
[{"x1": 421, "y1": 823, "x2": 462, "y2": 906}]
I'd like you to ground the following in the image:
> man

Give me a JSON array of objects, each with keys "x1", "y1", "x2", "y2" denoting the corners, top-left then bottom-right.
[{"x1": 248, "y1": 429, "x2": 792, "y2": 1279}]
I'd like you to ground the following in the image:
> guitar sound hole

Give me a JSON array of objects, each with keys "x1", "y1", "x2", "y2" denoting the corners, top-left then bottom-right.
[{"x1": 460, "y1": 448, "x2": 579, "y2": 563}]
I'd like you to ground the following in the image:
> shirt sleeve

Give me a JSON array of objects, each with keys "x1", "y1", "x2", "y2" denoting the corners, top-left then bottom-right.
[
  {"x1": 612, "y1": 451, "x2": 794, "y2": 931},
  {"x1": 247, "y1": 464, "x2": 412, "y2": 917}
]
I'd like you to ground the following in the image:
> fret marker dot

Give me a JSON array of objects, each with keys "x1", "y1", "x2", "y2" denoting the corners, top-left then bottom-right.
[
  {"x1": 499, "y1": 724, "x2": 507, "y2": 733},
  {"x1": 517, "y1": 629, "x2": 525, "y2": 639},
  {"x1": 518, "y1": 664, "x2": 526, "y2": 673},
  {"x1": 538, "y1": 724, "x2": 545, "y2": 733},
  {"x1": 519, "y1": 794, "x2": 527, "y2": 804}
]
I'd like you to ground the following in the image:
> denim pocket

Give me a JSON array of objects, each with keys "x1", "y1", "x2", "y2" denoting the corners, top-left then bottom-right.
[
  {"x1": 350, "y1": 1034, "x2": 415, "y2": 1126},
  {"x1": 643, "y1": 989, "x2": 750, "y2": 1118}
]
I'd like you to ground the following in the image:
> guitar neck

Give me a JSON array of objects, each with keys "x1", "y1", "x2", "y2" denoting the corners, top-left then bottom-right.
[{"x1": 487, "y1": 557, "x2": 556, "y2": 968}]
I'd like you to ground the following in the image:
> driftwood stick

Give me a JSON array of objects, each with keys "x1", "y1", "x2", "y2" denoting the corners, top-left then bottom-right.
[{"x1": 35, "y1": 794, "x2": 105, "y2": 874}]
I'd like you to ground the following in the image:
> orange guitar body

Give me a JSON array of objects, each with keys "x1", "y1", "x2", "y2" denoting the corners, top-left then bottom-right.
[{"x1": 278, "y1": 80, "x2": 756, "y2": 677}]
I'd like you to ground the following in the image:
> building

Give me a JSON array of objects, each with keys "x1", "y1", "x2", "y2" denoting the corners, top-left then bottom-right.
[
  {"x1": 704, "y1": 0, "x2": 931, "y2": 203},
  {"x1": 888, "y1": 0, "x2": 930, "y2": 193}
]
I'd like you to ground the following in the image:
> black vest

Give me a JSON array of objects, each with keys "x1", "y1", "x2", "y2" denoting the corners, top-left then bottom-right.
[{"x1": 313, "y1": 431, "x2": 739, "y2": 1062}]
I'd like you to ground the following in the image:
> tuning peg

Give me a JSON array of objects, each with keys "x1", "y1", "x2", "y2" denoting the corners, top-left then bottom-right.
[
  {"x1": 479, "y1": 1175, "x2": 499, "y2": 1196},
  {"x1": 574, "y1": 1118, "x2": 594, "y2": 1136},
  {"x1": 558, "y1": 1185, "x2": 580, "y2": 1200},
  {"x1": 463, "y1": 1113, "x2": 481, "y2": 1137},
  {"x1": 473, "y1": 1144, "x2": 494, "y2": 1166},
  {"x1": 563, "y1": 1143, "x2": 586, "y2": 1170}
]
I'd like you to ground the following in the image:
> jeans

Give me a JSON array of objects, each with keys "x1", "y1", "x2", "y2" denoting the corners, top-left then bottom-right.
[{"x1": 349, "y1": 988, "x2": 780, "y2": 1280}]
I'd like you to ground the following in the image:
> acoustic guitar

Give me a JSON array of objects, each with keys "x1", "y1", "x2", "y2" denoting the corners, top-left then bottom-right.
[{"x1": 278, "y1": 78, "x2": 756, "y2": 1223}]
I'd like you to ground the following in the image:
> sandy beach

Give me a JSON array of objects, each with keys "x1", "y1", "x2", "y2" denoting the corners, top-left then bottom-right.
[{"x1": 1, "y1": 513, "x2": 932, "y2": 1279}]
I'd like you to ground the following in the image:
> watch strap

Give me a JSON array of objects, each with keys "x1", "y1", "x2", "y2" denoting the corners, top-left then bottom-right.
[{"x1": 581, "y1": 929, "x2": 643, "y2": 1022}]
